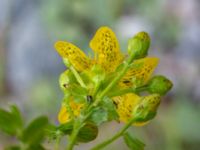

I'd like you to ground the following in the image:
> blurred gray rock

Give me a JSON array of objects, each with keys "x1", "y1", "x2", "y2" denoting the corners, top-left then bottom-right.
[{"x1": 6, "y1": 0, "x2": 63, "y2": 94}]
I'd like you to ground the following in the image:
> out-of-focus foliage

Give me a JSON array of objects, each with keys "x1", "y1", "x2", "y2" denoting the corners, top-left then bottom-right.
[
  {"x1": 41, "y1": 0, "x2": 124, "y2": 46},
  {"x1": 0, "y1": 105, "x2": 49, "y2": 149},
  {"x1": 0, "y1": 105, "x2": 23, "y2": 136}
]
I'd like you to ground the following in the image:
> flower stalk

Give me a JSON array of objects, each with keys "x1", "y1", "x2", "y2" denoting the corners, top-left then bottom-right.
[
  {"x1": 91, "y1": 117, "x2": 138, "y2": 150},
  {"x1": 66, "y1": 118, "x2": 85, "y2": 150},
  {"x1": 94, "y1": 51, "x2": 136, "y2": 106},
  {"x1": 63, "y1": 58, "x2": 87, "y2": 89}
]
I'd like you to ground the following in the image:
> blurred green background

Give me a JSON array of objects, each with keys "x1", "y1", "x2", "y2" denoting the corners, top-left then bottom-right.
[{"x1": 0, "y1": 0, "x2": 200, "y2": 149}]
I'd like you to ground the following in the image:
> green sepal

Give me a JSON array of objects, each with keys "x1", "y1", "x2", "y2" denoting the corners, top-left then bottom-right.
[
  {"x1": 80, "y1": 71, "x2": 91, "y2": 86},
  {"x1": 81, "y1": 64, "x2": 105, "y2": 83},
  {"x1": 77, "y1": 122, "x2": 98, "y2": 143},
  {"x1": 133, "y1": 94, "x2": 161, "y2": 122},
  {"x1": 51, "y1": 121, "x2": 98, "y2": 143},
  {"x1": 57, "y1": 121, "x2": 73, "y2": 135},
  {"x1": 44, "y1": 123, "x2": 58, "y2": 141},
  {"x1": 46, "y1": 121, "x2": 73, "y2": 142},
  {"x1": 123, "y1": 132, "x2": 145, "y2": 150},
  {"x1": 70, "y1": 84, "x2": 88, "y2": 103},
  {"x1": 100, "y1": 97, "x2": 119, "y2": 121},
  {"x1": 21, "y1": 116, "x2": 49, "y2": 145},
  {"x1": 59, "y1": 70, "x2": 76, "y2": 92},
  {"x1": 70, "y1": 84, "x2": 88, "y2": 96}
]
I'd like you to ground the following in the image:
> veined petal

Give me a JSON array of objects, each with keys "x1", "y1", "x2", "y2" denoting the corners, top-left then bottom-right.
[
  {"x1": 112, "y1": 93, "x2": 148, "y2": 126},
  {"x1": 55, "y1": 41, "x2": 92, "y2": 72},
  {"x1": 113, "y1": 93, "x2": 140, "y2": 123},
  {"x1": 119, "y1": 57, "x2": 159, "y2": 88},
  {"x1": 90, "y1": 26, "x2": 124, "y2": 72},
  {"x1": 58, "y1": 100, "x2": 84, "y2": 124}
]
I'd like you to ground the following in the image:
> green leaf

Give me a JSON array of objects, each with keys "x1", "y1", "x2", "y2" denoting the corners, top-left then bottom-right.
[
  {"x1": 59, "y1": 70, "x2": 77, "y2": 93},
  {"x1": 46, "y1": 121, "x2": 74, "y2": 141},
  {"x1": 88, "y1": 97, "x2": 119, "y2": 125},
  {"x1": 123, "y1": 132, "x2": 145, "y2": 150},
  {"x1": 77, "y1": 122, "x2": 98, "y2": 143},
  {"x1": 0, "y1": 108, "x2": 15, "y2": 135},
  {"x1": 47, "y1": 121, "x2": 98, "y2": 143},
  {"x1": 22, "y1": 116, "x2": 48, "y2": 145},
  {"x1": 44, "y1": 124, "x2": 58, "y2": 141},
  {"x1": 89, "y1": 107, "x2": 108, "y2": 125},
  {"x1": 0, "y1": 105, "x2": 23, "y2": 136},
  {"x1": 101, "y1": 97, "x2": 119, "y2": 121}
]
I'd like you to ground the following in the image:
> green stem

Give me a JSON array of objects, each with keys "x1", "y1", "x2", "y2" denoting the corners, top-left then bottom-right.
[
  {"x1": 66, "y1": 119, "x2": 84, "y2": 150},
  {"x1": 135, "y1": 86, "x2": 149, "y2": 94},
  {"x1": 91, "y1": 117, "x2": 137, "y2": 150},
  {"x1": 63, "y1": 58, "x2": 87, "y2": 88},
  {"x1": 108, "y1": 85, "x2": 149, "y2": 97},
  {"x1": 100, "y1": 64, "x2": 129, "y2": 97},
  {"x1": 93, "y1": 52, "x2": 136, "y2": 106},
  {"x1": 69, "y1": 66, "x2": 87, "y2": 88},
  {"x1": 92, "y1": 80, "x2": 102, "y2": 99},
  {"x1": 93, "y1": 63, "x2": 129, "y2": 106},
  {"x1": 55, "y1": 136, "x2": 61, "y2": 150},
  {"x1": 108, "y1": 88, "x2": 135, "y2": 97},
  {"x1": 66, "y1": 109, "x2": 95, "y2": 150}
]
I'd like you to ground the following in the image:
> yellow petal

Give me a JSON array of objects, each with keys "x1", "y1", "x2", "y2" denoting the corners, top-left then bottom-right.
[
  {"x1": 119, "y1": 57, "x2": 159, "y2": 88},
  {"x1": 58, "y1": 100, "x2": 84, "y2": 124},
  {"x1": 113, "y1": 93, "x2": 148, "y2": 126},
  {"x1": 58, "y1": 105, "x2": 71, "y2": 124},
  {"x1": 69, "y1": 101, "x2": 84, "y2": 117},
  {"x1": 55, "y1": 41, "x2": 91, "y2": 72},
  {"x1": 90, "y1": 26, "x2": 124, "y2": 72}
]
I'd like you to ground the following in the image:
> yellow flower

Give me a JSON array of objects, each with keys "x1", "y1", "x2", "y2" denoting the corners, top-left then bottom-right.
[
  {"x1": 112, "y1": 93, "x2": 148, "y2": 126},
  {"x1": 55, "y1": 26, "x2": 158, "y2": 125}
]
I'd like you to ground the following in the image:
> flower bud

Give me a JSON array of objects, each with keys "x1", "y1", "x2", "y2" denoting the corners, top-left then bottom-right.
[
  {"x1": 128, "y1": 31, "x2": 150, "y2": 59},
  {"x1": 148, "y1": 75, "x2": 173, "y2": 95},
  {"x1": 133, "y1": 94, "x2": 161, "y2": 122}
]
